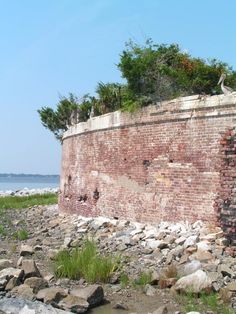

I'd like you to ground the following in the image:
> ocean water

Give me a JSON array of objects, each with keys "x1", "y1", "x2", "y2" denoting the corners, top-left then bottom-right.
[{"x1": 0, "y1": 175, "x2": 59, "y2": 191}]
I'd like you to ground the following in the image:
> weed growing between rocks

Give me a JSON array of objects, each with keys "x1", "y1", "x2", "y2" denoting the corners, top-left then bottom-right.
[
  {"x1": 12, "y1": 229, "x2": 29, "y2": 241},
  {"x1": 132, "y1": 271, "x2": 152, "y2": 288},
  {"x1": 176, "y1": 291, "x2": 234, "y2": 314},
  {"x1": 54, "y1": 239, "x2": 118, "y2": 283}
]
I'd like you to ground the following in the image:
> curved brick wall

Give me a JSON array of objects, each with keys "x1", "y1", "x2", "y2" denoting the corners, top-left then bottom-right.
[{"x1": 59, "y1": 94, "x2": 236, "y2": 224}]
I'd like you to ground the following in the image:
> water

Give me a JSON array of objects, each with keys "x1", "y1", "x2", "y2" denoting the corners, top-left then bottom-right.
[{"x1": 0, "y1": 174, "x2": 59, "y2": 191}]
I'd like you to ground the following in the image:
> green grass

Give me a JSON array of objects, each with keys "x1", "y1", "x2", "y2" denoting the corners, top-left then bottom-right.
[
  {"x1": 176, "y1": 291, "x2": 234, "y2": 314},
  {"x1": 120, "y1": 272, "x2": 130, "y2": 288},
  {"x1": 132, "y1": 271, "x2": 152, "y2": 287},
  {"x1": 0, "y1": 193, "x2": 58, "y2": 210},
  {"x1": 13, "y1": 229, "x2": 29, "y2": 241},
  {"x1": 54, "y1": 240, "x2": 117, "y2": 283},
  {"x1": 0, "y1": 224, "x2": 6, "y2": 236}
]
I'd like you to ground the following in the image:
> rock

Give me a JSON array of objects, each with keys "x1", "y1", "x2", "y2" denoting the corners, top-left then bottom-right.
[
  {"x1": 70, "y1": 284, "x2": 104, "y2": 308},
  {"x1": 113, "y1": 303, "x2": 129, "y2": 310},
  {"x1": 218, "y1": 264, "x2": 234, "y2": 277},
  {"x1": 183, "y1": 236, "x2": 198, "y2": 249},
  {"x1": 48, "y1": 249, "x2": 59, "y2": 260},
  {"x1": 21, "y1": 260, "x2": 41, "y2": 279},
  {"x1": 57, "y1": 295, "x2": 89, "y2": 313},
  {"x1": 159, "y1": 277, "x2": 177, "y2": 289},
  {"x1": 17, "y1": 256, "x2": 23, "y2": 267},
  {"x1": 11, "y1": 284, "x2": 35, "y2": 300},
  {"x1": 152, "y1": 305, "x2": 168, "y2": 314},
  {"x1": 146, "y1": 240, "x2": 168, "y2": 250},
  {"x1": 190, "y1": 250, "x2": 214, "y2": 262},
  {"x1": 0, "y1": 268, "x2": 23, "y2": 290},
  {"x1": 36, "y1": 287, "x2": 68, "y2": 304},
  {"x1": 150, "y1": 270, "x2": 160, "y2": 285},
  {"x1": 0, "y1": 259, "x2": 13, "y2": 271},
  {"x1": 226, "y1": 282, "x2": 236, "y2": 291},
  {"x1": 63, "y1": 237, "x2": 72, "y2": 248},
  {"x1": 179, "y1": 260, "x2": 202, "y2": 276},
  {"x1": 20, "y1": 245, "x2": 34, "y2": 256},
  {"x1": 5, "y1": 276, "x2": 20, "y2": 291},
  {"x1": 0, "y1": 297, "x2": 71, "y2": 313},
  {"x1": 24, "y1": 277, "x2": 48, "y2": 293},
  {"x1": 144, "y1": 284, "x2": 156, "y2": 296},
  {"x1": 173, "y1": 270, "x2": 212, "y2": 293},
  {"x1": 175, "y1": 236, "x2": 186, "y2": 245},
  {"x1": 196, "y1": 241, "x2": 211, "y2": 251}
]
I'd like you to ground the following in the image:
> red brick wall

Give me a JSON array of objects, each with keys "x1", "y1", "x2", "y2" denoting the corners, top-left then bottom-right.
[
  {"x1": 59, "y1": 94, "x2": 236, "y2": 224},
  {"x1": 215, "y1": 128, "x2": 236, "y2": 254}
]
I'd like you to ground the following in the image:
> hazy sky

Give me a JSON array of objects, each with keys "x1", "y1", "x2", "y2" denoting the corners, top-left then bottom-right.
[{"x1": 0, "y1": 0, "x2": 235, "y2": 174}]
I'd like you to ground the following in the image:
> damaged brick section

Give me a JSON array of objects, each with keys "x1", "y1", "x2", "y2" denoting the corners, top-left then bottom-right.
[{"x1": 216, "y1": 128, "x2": 236, "y2": 256}]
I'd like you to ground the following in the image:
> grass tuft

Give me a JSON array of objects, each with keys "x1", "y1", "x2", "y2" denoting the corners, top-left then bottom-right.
[
  {"x1": 176, "y1": 291, "x2": 234, "y2": 314},
  {"x1": 0, "y1": 193, "x2": 58, "y2": 210},
  {"x1": 132, "y1": 271, "x2": 152, "y2": 287},
  {"x1": 54, "y1": 239, "x2": 117, "y2": 283},
  {"x1": 13, "y1": 229, "x2": 29, "y2": 241}
]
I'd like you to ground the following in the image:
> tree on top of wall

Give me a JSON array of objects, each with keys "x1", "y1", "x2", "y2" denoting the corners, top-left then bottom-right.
[{"x1": 38, "y1": 39, "x2": 236, "y2": 141}]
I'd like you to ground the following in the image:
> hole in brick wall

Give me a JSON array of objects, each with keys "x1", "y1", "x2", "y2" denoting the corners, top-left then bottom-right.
[
  {"x1": 124, "y1": 158, "x2": 127, "y2": 161},
  {"x1": 68, "y1": 175, "x2": 72, "y2": 182},
  {"x1": 143, "y1": 160, "x2": 151, "y2": 169},
  {"x1": 78, "y1": 194, "x2": 88, "y2": 202},
  {"x1": 169, "y1": 159, "x2": 174, "y2": 163},
  {"x1": 93, "y1": 188, "x2": 99, "y2": 200}
]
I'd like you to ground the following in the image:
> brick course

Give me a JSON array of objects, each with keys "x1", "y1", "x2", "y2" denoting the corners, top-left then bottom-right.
[{"x1": 59, "y1": 94, "x2": 236, "y2": 227}]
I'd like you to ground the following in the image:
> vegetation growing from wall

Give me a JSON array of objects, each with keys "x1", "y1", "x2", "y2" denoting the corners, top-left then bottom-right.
[{"x1": 38, "y1": 39, "x2": 236, "y2": 141}]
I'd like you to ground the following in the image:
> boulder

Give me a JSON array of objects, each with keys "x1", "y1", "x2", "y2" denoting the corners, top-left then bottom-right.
[
  {"x1": 173, "y1": 270, "x2": 212, "y2": 293},
  {"x1": 226, "y1": 282, "x2": 236, "y2": 292},
  {"x1": 70, "y1": 284, "x2": 104, "y2": 308},
  {"x1": 0, "y1": 268, "x2": 23, "y2": 290},
  {"x1": 57, "y1": 295, "x2": 89, "y2": 313},
  {"x1": 144, "y1": 284, "x2": 156, "y2": 296},
  {"x1": 36, "y1": 287, "x2": 68, "y2": 304},
  {"x1": 20, "y1": 245, "x2": 34, "y2": 256},
  {"x1": 11, "y1": 284, "x2": 35, "y2": 301},
  {"x1": 0, "y1": 259, "x2": 13, "y2": 271},
  {"x1": 179, "y1": 260, "x2": 202, "y2": 276},
  {"x1": 218, "y1": 264, "x2": 234, "y2": 277},
  {"x1": 21, "y1": 260, "x2": 41, "y2": 279},
  {"x1": 24, "y1": 277, "x2": 48, "y2": 293},
  {"x1": 0, "y1": 297, "x2": 71, "y2": 313}
]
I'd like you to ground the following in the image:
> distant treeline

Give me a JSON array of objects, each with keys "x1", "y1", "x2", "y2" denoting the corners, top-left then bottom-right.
[{"x1": 0, "y1": 174, "x2": 59, "y2": 178}]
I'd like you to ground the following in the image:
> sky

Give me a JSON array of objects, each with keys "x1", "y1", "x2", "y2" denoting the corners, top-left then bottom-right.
[{"x1": 0, "y1": 0, "x2": 235, "y2": 175}]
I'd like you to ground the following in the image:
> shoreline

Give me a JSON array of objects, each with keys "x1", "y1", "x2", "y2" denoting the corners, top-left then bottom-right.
[{"x1": 0, "y1": 187, "x2": 59, "y2": 197}]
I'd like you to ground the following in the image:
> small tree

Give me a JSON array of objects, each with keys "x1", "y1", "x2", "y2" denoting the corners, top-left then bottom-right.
[{"x1": 38, "y1": 93, "x2": 92, "y2": 142}]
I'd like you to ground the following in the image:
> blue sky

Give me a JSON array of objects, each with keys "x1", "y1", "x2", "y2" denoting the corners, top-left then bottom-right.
[{"x1": 0, "y1": 0, "x2": 235, "y2": 174}]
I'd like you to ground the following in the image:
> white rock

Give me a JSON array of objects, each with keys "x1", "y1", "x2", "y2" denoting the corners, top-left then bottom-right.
[
  {"x1": 180, "y1": 260, "x2": 202, "y2": 276},
  {"x1": 197, "y1": 241, "x2": 211, "y2": 251},
  {"x1": 174, "y1": 270, "x2": 212, "y2": 293},
  {"x1": 183, "y1": 235, "x2": 198, "y2": 248}
]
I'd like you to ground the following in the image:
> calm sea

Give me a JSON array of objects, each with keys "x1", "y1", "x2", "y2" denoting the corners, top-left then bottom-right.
[{"x1": 0, "y1": 175, "x2": 59, "y2": 191}]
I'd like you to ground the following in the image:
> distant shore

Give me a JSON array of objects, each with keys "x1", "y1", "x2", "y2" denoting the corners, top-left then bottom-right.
[{"x1": 0, "y1": 187, "x2": 59, "y2": 197}]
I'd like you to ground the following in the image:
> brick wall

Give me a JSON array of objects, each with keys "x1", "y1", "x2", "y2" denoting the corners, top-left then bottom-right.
[
  {"x1": 59, "y1": 94, "x2": 236, "y2": 225},
  {"x1": 215, "y1": 128, "x2": 236, "y2": 254}
]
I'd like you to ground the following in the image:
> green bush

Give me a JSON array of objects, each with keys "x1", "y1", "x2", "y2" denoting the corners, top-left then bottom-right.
[{"x1": 54, "y1": 240, "x2": 117, "y2": 283}]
